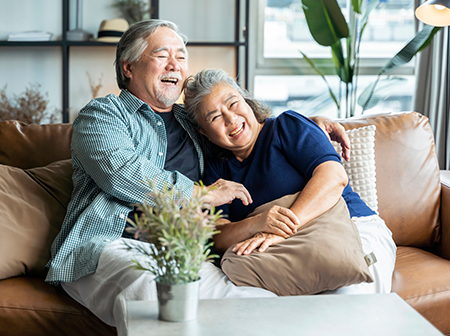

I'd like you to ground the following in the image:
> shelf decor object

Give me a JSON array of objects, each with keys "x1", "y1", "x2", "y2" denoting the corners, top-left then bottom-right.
[
  {"x1": 8, "y1": 31, "x2": 53, "y2": 42},
  {"x1": 112, "y1": 0, "x2": 151, "y2": 24},
  {"x1": 67, "y1": 0, "x2": 93, "y2": 41},
  {"x1": 95, "y1": 19, "x2": 129, "y2": 43}
]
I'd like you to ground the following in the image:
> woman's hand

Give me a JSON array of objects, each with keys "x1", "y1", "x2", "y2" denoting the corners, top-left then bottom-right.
[
  {"x1": 310, "y1": 116, "x2": 351, "y2": 161},
  {"x1": 212, "y1": 205, "x2": 298, "y2": 253},
  {"x1": 254, "y1": 205, "x2": 300, "y2": 238},
  {"x1": 232, "y1": 232, "x2": 285, "y2": 255}
]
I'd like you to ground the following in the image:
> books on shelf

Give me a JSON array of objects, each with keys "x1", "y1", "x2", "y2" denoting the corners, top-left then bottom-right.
[{"x1": 8, "y1": 31, "x2": 53, "y2": 42}]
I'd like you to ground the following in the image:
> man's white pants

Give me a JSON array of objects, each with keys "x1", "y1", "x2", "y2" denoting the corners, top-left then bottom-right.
[{"x1": 61, "y1": 215, "x2": 396, "y2": 336}]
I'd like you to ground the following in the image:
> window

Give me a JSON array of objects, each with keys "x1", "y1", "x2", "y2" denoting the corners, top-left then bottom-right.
[
  {"x1": 159, "y1": 0, "x2": 246, "y2": 81},
  {"x1": 250, "y1": 0, "x2": 416, "y2": 118}
]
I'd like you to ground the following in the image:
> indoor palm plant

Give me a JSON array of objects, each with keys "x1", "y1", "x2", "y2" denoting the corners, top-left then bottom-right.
[
  {"x1": 124, "y1": 180, "x2": 222, "y2": 321},
  {"x1": 300, "y1": 0, "x2": 441, "y2": 117}
]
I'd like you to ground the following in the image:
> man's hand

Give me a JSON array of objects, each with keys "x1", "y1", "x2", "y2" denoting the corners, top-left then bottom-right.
[
  {"x1": 232, "y1": 232, "x2": 285, "y2": 255},
  {"x1": 198, "y1": 179, "x2": 253, "y2": 207},
  {"x1": 310, "y1": 116, "x2": 351, "y2": 161}
]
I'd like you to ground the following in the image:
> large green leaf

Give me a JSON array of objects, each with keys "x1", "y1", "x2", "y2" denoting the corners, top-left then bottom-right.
[
  {"x1": 299, "y1": 50, "x2": 340, "y2": 110},
  {"x1": 358, "y1": 77, "x2": 406, "y2": 111},
  {"x1": 360, "y1": 0, "x2": 379, "y2": 37},
  {"x1": 381, "y1": 25, "x2": 441, "y2": 74},
  {"x1": 331, "y1": 40, "x2": 352, "y2": 83},
  {"x1": 301, "y1": 0, "x2": 349, "y2": 46},
  {"x1": 351, "y1": 0, "x2": 362, "y2": 14}
]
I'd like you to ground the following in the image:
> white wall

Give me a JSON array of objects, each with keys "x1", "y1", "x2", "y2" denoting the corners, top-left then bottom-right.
[
  {"x1": 0, "y1": 0, "x2": 237, "y2": 123},
  {"x1": 160, "y1": 0, "x2": 234, "y2": 42}
]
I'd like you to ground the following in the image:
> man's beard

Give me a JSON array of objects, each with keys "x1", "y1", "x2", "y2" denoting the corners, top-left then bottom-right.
[
  {"x1": 156, "y1": 71, "x2": 183, "y2": 107},
  {"x1": 156, "y1": 87, "x2": 181, "y2": 107}
]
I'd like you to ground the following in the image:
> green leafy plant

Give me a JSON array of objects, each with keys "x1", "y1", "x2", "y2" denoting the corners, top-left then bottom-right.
[
  {"x1": 112, "y1": 0, "x2": 151, "y2": 24},
  {"x1": 300, "y1": 0, "x2": 440, "y2": 117},
  {"x1": 124, "y1": 180, "x2": 222, "y2": 285}
]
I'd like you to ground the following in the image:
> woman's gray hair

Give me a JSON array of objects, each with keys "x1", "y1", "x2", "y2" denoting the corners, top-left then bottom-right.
[
  {"x1": 183, "y1": 68, "x2": 272, "y2": 131},
  {"x1": 114, "y1": 19, "x2": 188, "y2": 90}
]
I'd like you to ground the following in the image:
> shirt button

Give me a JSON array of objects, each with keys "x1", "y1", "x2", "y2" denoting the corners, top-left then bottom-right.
[
  {"x1": 157, "y1": 121, "x2": 162, "y2": 126},
  {"x1": 119, "y1": 213, "x2": 125, "y2": 219},
  {"x1": 158, "y1": 152, "x2": 163, "y2": 156}
]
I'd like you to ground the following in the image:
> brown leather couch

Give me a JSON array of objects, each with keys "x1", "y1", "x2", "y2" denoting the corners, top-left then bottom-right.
[{"x1": 0, "y1": 111, "x2": 449, "y2": 335}]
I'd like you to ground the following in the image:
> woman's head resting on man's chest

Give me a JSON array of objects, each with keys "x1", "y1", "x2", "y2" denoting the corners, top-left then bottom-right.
[{"x1": 184, "y1": 69, "x2": 272, "y2": 161}]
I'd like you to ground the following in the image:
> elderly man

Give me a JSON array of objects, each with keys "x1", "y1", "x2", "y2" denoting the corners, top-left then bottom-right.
[{"x1": 45, "y1": 19, "x2": 350, "y2": 335}]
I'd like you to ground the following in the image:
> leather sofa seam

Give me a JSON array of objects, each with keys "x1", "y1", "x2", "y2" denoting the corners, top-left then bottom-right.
[
  {"x1": 0, "y1": 305, "x2": 94, "y2": 318},
  {"x1": 403, "y1": 287, "x2": 450, "y2": 301}
]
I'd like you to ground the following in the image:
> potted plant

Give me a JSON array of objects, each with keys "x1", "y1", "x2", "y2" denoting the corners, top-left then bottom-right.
[
  {"x1": 299, "y1": 0, "x2": 441, "y2": 117},
  {"x1": 112, "y1": 0, "x2": 151, "y2": 24},
  {"x1": 124, "y1": 179, "x2": 221, "y2": 322}
]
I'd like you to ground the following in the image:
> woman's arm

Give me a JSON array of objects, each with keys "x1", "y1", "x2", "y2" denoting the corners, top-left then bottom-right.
[
  {"x1": 232, "y1": 160, "x2": 348, "y2": 255},
  {"x1": 212, "y1": 205, "x2": 300, "y2": 253},
  {"x1": 289, "y1": 160, "x2": 348, "y2": 227}
]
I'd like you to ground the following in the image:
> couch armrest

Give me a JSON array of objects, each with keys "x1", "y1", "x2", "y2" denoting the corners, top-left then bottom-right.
[{"x1": 437, "y1": 171, "x2": 450, "y2": 259}]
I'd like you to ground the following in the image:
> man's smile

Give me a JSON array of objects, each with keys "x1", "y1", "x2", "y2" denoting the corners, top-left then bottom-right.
[{"x1": 161, "y1": 78, "x2": 179, "y2": 85}]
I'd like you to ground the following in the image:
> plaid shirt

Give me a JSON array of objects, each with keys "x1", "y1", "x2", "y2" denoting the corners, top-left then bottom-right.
[{"x1": 45, "y1": 90, "x2": 204, "y2": 285}]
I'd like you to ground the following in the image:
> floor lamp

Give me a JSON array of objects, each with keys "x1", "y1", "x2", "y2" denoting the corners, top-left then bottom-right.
[{"x1": 416, "y1": 0, "x2": 450, "y2": 167}]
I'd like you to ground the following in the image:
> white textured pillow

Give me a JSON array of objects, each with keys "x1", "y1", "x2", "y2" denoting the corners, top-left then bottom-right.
[{"x1": 332, "y1": 125, "x2": 378, "y2": 213}]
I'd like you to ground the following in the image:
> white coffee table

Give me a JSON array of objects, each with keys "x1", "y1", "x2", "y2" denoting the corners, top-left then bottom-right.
[{"x1": 126, "y1": 293, "x2": 443, "y2": 336}]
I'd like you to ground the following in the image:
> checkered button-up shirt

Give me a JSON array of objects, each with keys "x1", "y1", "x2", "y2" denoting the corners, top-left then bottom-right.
[{"x1": 45, "y1": 90, "x2": 204, "y2": 285}]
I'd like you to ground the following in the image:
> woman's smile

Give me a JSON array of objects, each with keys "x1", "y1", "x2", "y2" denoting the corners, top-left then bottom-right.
[{"x1": 229, "y1": 122, "x2": 245, "y2": 137}]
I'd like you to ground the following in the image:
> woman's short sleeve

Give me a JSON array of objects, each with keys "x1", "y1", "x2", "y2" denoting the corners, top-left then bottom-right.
[{"x1": 275, "y1": 111, "x2": 341, "y2": 179}]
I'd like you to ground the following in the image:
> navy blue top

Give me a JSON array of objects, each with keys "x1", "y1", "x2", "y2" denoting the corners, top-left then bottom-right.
[
  {"x1": 203, "y1": 110, "x2": 376, "y2": 221},
  {"x1": 156, "y1": 111, "x2": 200, "y2": 182},
  {"x1": 124, "y1": 109, "x2": 200, "y2": 239}
]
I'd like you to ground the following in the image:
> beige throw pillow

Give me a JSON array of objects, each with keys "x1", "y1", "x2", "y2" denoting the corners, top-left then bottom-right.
[
  {"x1": 221, "y1": 196, "x2": 373, "y2": 296},
  {"x1": 0, "y1": 159, "x2": 73, "y2": 279}
]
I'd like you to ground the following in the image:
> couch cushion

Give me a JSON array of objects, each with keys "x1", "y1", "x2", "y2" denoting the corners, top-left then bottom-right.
[
  {"x1": 221, "y1": 197, "x2": 373, "y2": 296},
  {"x1": 0, "y1": 277, "x2": 116, "y2": 336},
  {"x1": 340, "y1": 112, "x2": 441, "y2": 248},
  {"x1": 392, "y1": 246, "x2": 450, "y2": 335},
  {"x1": 0, "y1": 120, "x2": 72, "y2": 169},
  {"x1": 0, "y1": 159, "x2": 73, "y2": 279},
  {"x1": 332, "y1": 125, "x2": 378, "y2": 213}
]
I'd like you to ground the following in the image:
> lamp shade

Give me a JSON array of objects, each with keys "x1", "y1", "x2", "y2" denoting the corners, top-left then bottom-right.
[{"x1": 415, "y1": 0, "x2": 450, "y2": 26}]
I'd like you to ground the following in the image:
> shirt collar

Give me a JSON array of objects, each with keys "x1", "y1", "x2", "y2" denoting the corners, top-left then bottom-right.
[
  {"x1": 119, "y1": 90, "x2": 186, "y2": 117},
  {"x1": 119, "y1": 90, "x2": 147, "y2": 114}
]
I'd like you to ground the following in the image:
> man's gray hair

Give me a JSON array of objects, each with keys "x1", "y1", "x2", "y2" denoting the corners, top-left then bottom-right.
[
  {"x1": 183, "y1": 69, "x2": 272, "y2": 130},
  {"x1": 114, "y1": 19, "x2": 188, "y2": 90}
]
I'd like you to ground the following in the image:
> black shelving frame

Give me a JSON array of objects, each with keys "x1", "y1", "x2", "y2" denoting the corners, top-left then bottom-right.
[
  {"x1": 151, "y1": 0, "x2": 249, "y2": 87},
  {"x1": 0, "y1": 0, "x2": 249, "y2": 123}
]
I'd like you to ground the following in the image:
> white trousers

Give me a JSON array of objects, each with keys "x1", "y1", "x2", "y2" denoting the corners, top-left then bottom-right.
[
  {"x1": 61, "y1": 215, "x2": 396, "y2": 336},
  {"x1": 323, "y1": 215, "x2": 397, "y2": 294}
]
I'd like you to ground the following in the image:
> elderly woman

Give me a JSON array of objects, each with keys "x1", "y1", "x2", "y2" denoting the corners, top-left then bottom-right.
[{"x1": 183, "y1": 68, "x2": 396, "y2": 294}]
